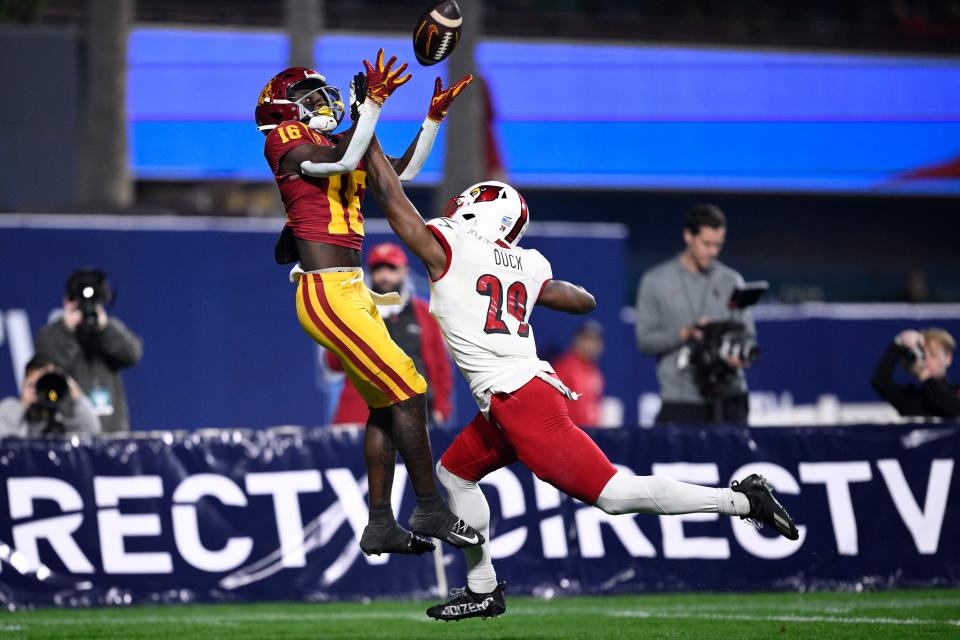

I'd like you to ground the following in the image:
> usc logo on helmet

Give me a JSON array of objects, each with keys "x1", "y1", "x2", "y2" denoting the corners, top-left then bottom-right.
[{"x1": 258, "y1": 79, "x2": 275, "y2": 106}]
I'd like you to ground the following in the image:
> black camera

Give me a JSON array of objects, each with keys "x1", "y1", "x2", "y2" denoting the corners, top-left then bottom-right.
[
  {"x1": 687, "y1": 321, "x2": 761, "y2": 398},
  {"x1": 901, "y1": 343, "x2": 925, "y2": 368},
  {"x1": 681, "y1": 282, "x2": 767, "y2": 399},
  {"x1": 66, "y1": 269, "x2": 113, "y2": 332},
  {"x1": 26, "y1": 371, "x2": 71, "y2": 435}
]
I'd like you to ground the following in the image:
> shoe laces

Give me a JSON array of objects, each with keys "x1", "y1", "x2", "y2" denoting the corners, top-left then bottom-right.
[
  {"x1": 453, "y1": 519, "x2": 471, "y2": 535},
  {"x1": 741, "y1": 516, "x2": 764, "y2": 531}
]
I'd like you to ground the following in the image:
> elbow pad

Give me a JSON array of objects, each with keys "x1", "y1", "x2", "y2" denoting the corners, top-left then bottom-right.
[
  {"x1": 299, "y1": 99, "x2": 382, "y2": 178},
  {"x1": 398, "y1": 118, "x2": 441, "y2": 181}
]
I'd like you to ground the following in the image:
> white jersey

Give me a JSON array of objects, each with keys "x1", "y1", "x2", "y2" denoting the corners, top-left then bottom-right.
[{"x1": 427, "y1": 217, "x2": 571, "y2": 414}]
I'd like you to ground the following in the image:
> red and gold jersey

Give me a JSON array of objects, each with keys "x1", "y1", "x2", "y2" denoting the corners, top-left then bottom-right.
[{"x1": 264, "y1": 120, "x2": 365, "y2": 250}]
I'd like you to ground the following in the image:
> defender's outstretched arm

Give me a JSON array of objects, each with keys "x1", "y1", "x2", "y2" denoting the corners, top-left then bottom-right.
[
  {"x1": 364, "y1": 136, "x2": 448, "y2": 279},
  {"x1": 537, "y1": 280, "x2": 596, "y2": 315}
]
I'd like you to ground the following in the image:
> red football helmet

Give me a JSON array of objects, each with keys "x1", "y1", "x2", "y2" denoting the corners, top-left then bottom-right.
[{"x1": 255, "y1": 67, "x2": 344, "y2": 134}]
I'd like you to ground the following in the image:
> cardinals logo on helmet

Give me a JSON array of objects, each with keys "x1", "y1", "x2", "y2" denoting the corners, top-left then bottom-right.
[
  {"x1": 471, "y1": 185, "x2": 504, "y2": 203},
  {"x1": 441, "y1": 181, "x2": 530, "y2": 248}
]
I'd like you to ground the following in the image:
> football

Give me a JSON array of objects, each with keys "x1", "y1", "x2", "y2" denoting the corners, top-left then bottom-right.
[{"x1": 412, "y1": 0, "x2": 463, "y2": 66}]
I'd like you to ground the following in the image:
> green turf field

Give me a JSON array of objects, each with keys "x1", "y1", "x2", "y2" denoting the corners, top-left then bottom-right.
[{"x1": 2, "y1": 589, "x2": 958, "y2": 639}]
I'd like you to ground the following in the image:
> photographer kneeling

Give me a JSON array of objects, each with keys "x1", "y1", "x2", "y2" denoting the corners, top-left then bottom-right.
[
  {"x1": 871, "y1": 328, "x2": 960, "y2": 419},
  {"x1": 0, "y1": 355, "x2": 101, "y2": 437}
]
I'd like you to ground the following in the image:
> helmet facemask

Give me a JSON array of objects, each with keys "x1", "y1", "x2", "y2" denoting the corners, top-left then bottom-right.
[{"x1": 290, "y1": 78, "x2": 344, "y2": 133}]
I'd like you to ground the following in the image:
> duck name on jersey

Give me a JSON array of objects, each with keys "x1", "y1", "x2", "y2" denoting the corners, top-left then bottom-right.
[{"x1": 493, "y1": 248, "x2": 523, "y2": 271}]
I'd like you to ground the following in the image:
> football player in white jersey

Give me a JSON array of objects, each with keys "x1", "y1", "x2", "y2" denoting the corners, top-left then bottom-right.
[{"x1": 362, "y1": 138, "x2": 799, "y2": 621}]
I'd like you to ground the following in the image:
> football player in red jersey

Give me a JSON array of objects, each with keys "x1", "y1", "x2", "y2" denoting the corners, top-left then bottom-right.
[{"x1": 257, "y1": 50, "x2": 481, "y2": 556}]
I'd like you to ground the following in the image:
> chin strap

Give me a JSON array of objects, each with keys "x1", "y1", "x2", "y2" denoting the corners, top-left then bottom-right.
[
  {"x1": 398, "y1": 117, "x2": 441, "y2": 181},
  {"x1": 299, "y1": 98, "x2": 382, "y2": 178}
]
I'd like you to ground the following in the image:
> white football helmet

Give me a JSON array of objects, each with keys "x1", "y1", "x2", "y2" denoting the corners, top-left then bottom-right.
[{"x1": 442, "y1": 181, "x2": 530, "y2": 247}]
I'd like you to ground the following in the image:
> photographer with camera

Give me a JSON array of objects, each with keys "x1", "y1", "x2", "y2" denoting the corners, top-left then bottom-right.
[
  {"x1": 871, "y1": 328, "x2": 960, "y2": 419},
  {"x1": 34, "y1": 269, "x2": 143, "y2": 433},
  {"x1": 0, "y1": 355, "x2": 101, "y2": 438},
  {"x1": 635, "y1": 204, "x2": 757, "y2": 425}
]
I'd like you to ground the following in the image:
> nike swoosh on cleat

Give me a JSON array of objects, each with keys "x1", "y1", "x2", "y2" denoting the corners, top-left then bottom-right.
[{"x1": 448, "y1": 531, "x2": 479, "y2": 545}]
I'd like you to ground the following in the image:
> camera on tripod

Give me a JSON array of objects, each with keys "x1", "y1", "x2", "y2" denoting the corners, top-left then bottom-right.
[{"x1": 680, "y1": 282, "x2": 768, "y2": 399}]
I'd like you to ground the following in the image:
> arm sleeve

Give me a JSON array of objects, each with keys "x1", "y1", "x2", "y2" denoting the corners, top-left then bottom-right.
[
  {"x1": 98, "y1": 318, "x2": 144, "y2": 369},
  {"x1": 635, "y1": 273, "x2": 681, "y2": 356},
  {"x1": 66, "y1": 394, "x2": 102, "y2": 435},
  {"x1": 871, "y1": 343, "x2": 911, "y2": 413},
  {"x1": 300, "y1": 99, "x2": 382, "y2": 178},
  {"x1": 920, "y1": 379, "x2": 960, "y2": 418},
  {"x1": 397, "y1": 118, "x2": 441, "y2": 181}
]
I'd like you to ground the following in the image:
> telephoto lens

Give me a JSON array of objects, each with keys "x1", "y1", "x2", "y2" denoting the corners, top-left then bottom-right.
[{"x1": 34, "y1": 371, "x2": 69, "y2": 410}]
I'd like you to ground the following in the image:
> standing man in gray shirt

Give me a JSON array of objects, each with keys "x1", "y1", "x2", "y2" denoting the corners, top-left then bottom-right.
[{"x1": 635, "y1": 204, "x2": 755, "y2": 425}]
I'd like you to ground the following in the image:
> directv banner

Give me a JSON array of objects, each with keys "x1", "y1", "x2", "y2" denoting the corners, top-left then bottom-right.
[{"x1": 0, "y1": 424, "x2": 956, "y2": 606}]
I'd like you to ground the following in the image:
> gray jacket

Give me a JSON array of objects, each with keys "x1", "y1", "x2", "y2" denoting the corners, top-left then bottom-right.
[
  {"x1": 34, "y1": 318, "x2": 143, "y2": 433},
  {"x1": 0, "y1": 393, "x2": 101, "y2": 438},
  {"x1": 635, "y1": 254, "x2": 754, "y2": 403}
]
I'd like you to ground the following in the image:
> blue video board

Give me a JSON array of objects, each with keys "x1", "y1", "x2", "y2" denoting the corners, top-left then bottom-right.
[{"x1": 128, "y1": 28, "x2": 960, "y2": 194}]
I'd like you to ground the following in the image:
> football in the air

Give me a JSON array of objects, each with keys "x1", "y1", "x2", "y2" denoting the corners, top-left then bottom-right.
[{"x1": 412, "y1": 0, "x2": 462, "y2": 66}]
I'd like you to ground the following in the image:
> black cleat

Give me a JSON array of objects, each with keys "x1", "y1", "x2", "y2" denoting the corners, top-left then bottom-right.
[
  {"x1": 359, "y1": 522, "x2": 435, "y2": 556},
  {"x1": 732, "y1": 473, "x2": 800, "y2": 540},
  {"x1": 426, "y1": 582, "x2": 507, "y2": 621},
  {"x1": 409, "y1": 505, "x2": 485, "y2": 549}
]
